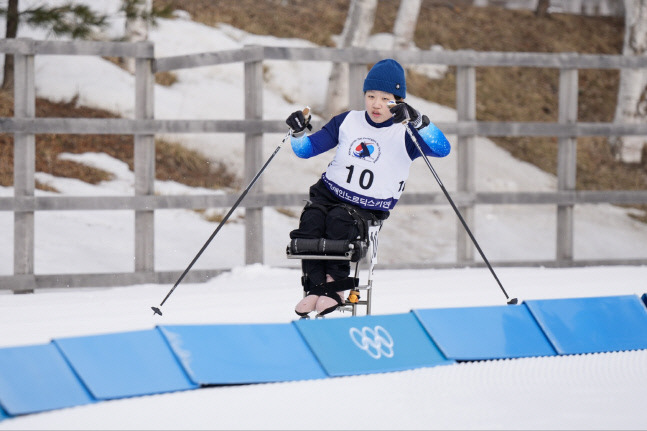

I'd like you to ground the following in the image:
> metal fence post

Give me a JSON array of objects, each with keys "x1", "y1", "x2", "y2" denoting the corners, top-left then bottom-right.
[
  {"x1": 134, "y1": 43, "x2": 155, "y2": 274},
  {"x1": 244, "y1": 46, "x2": 264, "y2": 264},
  {"x1": 13, "y1": 38, "x2": 36, "y2": 292},
  {"x1": 557, "y1": 68, "x2": 578, "y2": 262},
  {"x1": 456, "y1": 65, "x2": 476, "y2": 262}
]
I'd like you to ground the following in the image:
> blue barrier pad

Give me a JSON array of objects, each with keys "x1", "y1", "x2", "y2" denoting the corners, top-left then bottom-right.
[
  {"x1": 0, "y1": 404, "x2": 9, "y2": 421},
  {"x1": 53, "y1": 329, "x2": 197, "y2": 400},
  {"x1": 413, "y1": 305, "x2": 557, "y2": 360},
  {"x1": 525, "y1": 295, "x2": 647, "y2": 354},
  {"x1": 294, "y1": 313, "x2": 453, "y2": 377},
  {"x1": 642, "y1": 293, "x2": 647, "y2": 308},
  {"x1": 0, "y1": 343, "x2": 94, "y2": 415},
  {"x1": 159, "y1": 323, "x2": 327, "y2": 385}
]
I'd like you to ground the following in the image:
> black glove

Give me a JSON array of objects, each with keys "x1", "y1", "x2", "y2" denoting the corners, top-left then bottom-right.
[
  {"x1": 389, "y1": 102, "x2": 428, "y2": 130},
  {"x1": 286, "y1": 110, "x2": 312, "y2": 136}
]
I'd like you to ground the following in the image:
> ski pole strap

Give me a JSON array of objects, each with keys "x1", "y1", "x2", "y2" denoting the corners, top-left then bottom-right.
[
  {"x1": 308, "y1": 277, "x2": 359, "y2": 295},
  {"x1": 324, "y1": 277, "x2": 359, "y2": 293}
]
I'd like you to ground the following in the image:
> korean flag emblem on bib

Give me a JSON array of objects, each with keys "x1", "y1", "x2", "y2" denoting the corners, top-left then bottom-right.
[{"x1": 350, "y1": 137, "x2": 380, "y2": 163}]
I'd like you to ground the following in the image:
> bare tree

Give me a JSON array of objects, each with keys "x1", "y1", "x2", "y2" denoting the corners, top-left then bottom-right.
[
  {"x1": 119, "y1": 0, "x2": 173, "y2": 73},
  {"x1": 122, "y1": 0, "x2": 152, "y2": 73},
  {"x1": 393, "y1": 0, "x2": 422, "y2": 50},
  {"x1": 611, "y1": 0, "x2": 647, "y2": 163},
  {"x1": 0, "y1": 0, "x2": 107, "y2": 90},
  {"x1": 323, "y1": 0, "x2": 377, "y2": 118},
  {"x1": 535, "y1": 0, "x2": 550, "y2": 16},
  {"x1": 1, "y1": 0, "x2": 18, "y2": 91}
]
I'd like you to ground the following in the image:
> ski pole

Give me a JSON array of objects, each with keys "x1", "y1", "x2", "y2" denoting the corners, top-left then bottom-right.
[
  {"x1": 151, "y1": 107, "x2": 310, "y2": 316},
  {"x1": 394, "y1": 107, "x2": 518, "y2": 305}
]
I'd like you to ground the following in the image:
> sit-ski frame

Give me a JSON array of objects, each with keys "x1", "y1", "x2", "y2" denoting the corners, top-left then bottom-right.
[{"x1": 287, "y1": 220, "x2": 381, "y2": 316}]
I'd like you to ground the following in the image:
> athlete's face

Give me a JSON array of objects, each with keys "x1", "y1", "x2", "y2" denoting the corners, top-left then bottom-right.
[{"x1": 365, "y1": 90, "x2": 395, "y2": 123}]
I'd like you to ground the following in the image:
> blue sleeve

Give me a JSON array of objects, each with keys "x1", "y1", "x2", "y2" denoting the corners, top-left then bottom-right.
[
  {"x1": 290, "y1": 111, "x2": 350, "y2": 159},
  {"x1": 405, "y1": 122, "x2": 451, "y2": 160}
]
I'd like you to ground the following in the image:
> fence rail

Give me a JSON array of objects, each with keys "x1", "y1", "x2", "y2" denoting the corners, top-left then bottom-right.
[
  {"x1": 2, "y1": 38, "x2": 647, "y2": 291},
  {"x1": 3, "y1": 118, "x2": 647, "y2": 136}
]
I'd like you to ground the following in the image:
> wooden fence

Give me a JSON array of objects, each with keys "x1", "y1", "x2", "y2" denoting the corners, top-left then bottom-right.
[{"x1": 2, "y1": 38, "x2": 647, "y2": 291}]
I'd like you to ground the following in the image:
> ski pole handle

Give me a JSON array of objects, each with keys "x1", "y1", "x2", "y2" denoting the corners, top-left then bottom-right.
[
  {"x1": 289, "y1": 106, "x2": 311, "y2": 127},
  {"x1": 283, "y1": 106, "x2": 312, "y2": 141},
  {"x1": 387, "y1": 100, "x2": 410, "y2": 125}
]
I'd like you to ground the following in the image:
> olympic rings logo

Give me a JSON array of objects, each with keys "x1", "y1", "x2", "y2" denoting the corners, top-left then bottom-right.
[{"x1": 349, "y1": 325, "x2": 394, "y2": 359}]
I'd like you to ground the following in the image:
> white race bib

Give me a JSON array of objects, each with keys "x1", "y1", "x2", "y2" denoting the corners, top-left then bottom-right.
[{"x1": 323, "y1": 111, "x2": 413, "y2": 211}]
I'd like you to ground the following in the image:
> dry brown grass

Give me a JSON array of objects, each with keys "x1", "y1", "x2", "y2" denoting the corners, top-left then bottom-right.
[
  {"x1": 0, "y1": 92, "x2": 238, "y2": 191},
  {"x1": 155, "y1": 0, "x2": 349, "y2": 47}
]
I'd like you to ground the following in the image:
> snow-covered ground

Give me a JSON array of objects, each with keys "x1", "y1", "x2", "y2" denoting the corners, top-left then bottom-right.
[
  {"x1": 1, "y1": 264, "x2": 647, "y2": 430},
  {"x1": 1, "y1": 2, "x2": 647, "y2": 429}
]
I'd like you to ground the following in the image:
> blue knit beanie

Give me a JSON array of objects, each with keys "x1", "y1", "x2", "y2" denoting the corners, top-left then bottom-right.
[{"x1": 363, "y1": 59, "x2": 406, "y2": 99}]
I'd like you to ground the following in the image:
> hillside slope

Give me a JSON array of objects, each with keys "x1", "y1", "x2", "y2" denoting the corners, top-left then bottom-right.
[
  {"x1": 2, "y1": 1, "x2": 640, "y2": 197},
  {"x1": 157, "y1": 0, "x2": 645, "y2": 204},
  {"x1": 1, "y1": 0, "x2": 647, "y2": 271}
]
